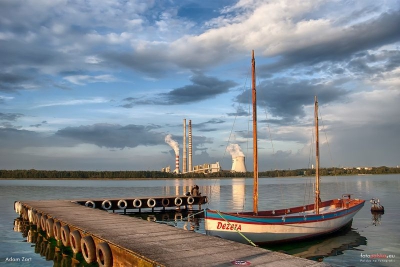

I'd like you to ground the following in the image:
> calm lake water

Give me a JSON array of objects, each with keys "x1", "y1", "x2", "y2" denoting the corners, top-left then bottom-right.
[{"x1": 1, "y1": 174, "x2": 399, "y2": 266}]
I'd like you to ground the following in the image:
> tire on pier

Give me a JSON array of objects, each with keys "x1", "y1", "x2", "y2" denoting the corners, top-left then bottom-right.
[
  {"x1": 53, "y1": 221, "x2": 62, "y2": 241},
  {"x1": 30, "y1": 210, "x2": 37, "y2": 224},
  {"x1": 85, "y1": 200, "x2": 96, "y2": 209},
  {"x1": 81, "y1": 235, "x2": 96, "y2": 263},
  {"x1": 117, "y1": 200, "x2": 128, "y2": 209},
  {"x1": 101, "y1": 200, "x2": 112, "y2": 210},
  {"x1": 70, "y1": 230, "x2": 82, "y2": 253},
  {"x1": 147, "y1": 198, "x2": 156, "y2": 208},
  {"x1": 61, "y1": 225, "x2": 70, "y2": 246},
  {"x1": 96, "y1": 242, "x2": 113, "y2": 267},
  {"x1": 174, "y1": 197, "x2": 183, "y2": 206},
  {"x1": 187, "y1": 196, "x2": 195, "y2": 205},
  {"x1": 35, "y1": 213, "x2": 42, "y2": 229},
  {"x1": 161, "y1": 198, "x2": 170, "y2": 207},
  {"x1": 46, "y1": 218, "x2": 54, "y2": 238},
  {"x1": 133, "y1": 199, "x2": 142, "y2": 208},
  {"x1": 40, "y1": 215, "x2": 47, "y2": 231}
]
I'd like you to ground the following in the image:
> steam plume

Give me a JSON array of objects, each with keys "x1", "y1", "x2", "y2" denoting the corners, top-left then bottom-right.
[
  {"x1": 165, "y1": 134, "x2": 179, "y2": 156},
  {"x1": 226, "y1": 144, "x2": 244, "y2": 158}
]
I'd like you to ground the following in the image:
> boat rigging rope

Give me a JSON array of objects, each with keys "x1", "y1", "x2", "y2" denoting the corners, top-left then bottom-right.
[{"x1": 215, "y1": 210, "x2": 258, "y2": 247}]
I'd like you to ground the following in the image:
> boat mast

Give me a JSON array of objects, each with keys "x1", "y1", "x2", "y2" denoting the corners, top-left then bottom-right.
[
  {"x1": 252, "y1": 50, "x2": 258, "y2": 215},
  {"x1": 314, "y1": 96, "x2": 320, "y2": 214}
]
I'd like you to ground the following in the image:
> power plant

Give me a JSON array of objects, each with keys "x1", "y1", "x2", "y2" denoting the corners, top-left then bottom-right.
[
  {"x1": 231, "y1": 156, "x2": 247, "y2": 172},
  {"x1": 162, "y1": 119, "x2": 221, "y2": 174}
]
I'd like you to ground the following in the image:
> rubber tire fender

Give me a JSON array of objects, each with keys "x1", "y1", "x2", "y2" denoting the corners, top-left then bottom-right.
[{"x1": 96, "y1": 242, "x2": 113, "y2": 267}]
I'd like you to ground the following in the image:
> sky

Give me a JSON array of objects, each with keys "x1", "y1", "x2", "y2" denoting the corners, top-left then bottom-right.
[{"x1": 0, "y1": 0, "x2": 399, "y2": 171}]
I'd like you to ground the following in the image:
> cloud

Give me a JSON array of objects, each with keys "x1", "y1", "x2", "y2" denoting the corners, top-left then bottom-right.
[
  {"x1": 121, "y1": 73, "x2": 237, "y2": 106},
  {"x1": 0, "y1": 112, "x2": 23, "y2": 121},
  {"x1": 63, "y1": 74, "x2": 116, "y2": 85},
  {"x1": 34, "y1": 97, "x2": 109, "y2": 108},
  {"x1": 235, "y1": 77, "x2": 349, "y2": 123},
  {"x1": 55, "y1": 123, "x2": 166, "y2": 149}
]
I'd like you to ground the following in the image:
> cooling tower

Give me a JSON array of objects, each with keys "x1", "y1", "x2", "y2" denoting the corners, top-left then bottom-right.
[{"x1": 231, "y1": 156, "x2": 246, "y2": 172}]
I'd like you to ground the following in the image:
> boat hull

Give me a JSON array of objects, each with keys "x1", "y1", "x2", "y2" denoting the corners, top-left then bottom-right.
[{"x1": 205, "y1": 199, "x2": 365, "y2": 245}]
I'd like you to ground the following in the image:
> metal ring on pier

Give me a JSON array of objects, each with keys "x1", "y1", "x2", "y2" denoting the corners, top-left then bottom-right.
[
  {"x1": 81, "y1": 236, "x2": 96, "y2": 263},
  {"x1": 161, "y1": 198, "x2": 170, "y2": 207},
  {"x1": 101, "y1": 200, "x2": 112, "y2": 210},
  {"x1": 147, "y1": 198, "x2": 156, "y2": 208},
  {"x1": 61, "y1": 225, "x2": 70, "y2": 246},
  {"x1": 70, "y1": 230, "x2": 82, "y2": 253},
  {"x1": 85, "y1": 201, "x2": 96, "y2": 208},
  {"x1": 96, "y1": 242, "x2": 113, "y2": 267},
  {"x1": 53, "y1": 221, "x2": 62, "y2": 240},
  {"x1": 174, "y1": 197, "x2": 183, "y2": 206},
  {"x1": 117, "y1": 200, "x2": 128, "y2": 209},
  {"x1": 187, "y1": 196, "x2": 195, "y2": 205},
  {"x1": 46, "y1": 218, "x2": 54, "y2": 238},
  {"x1": 133, "y1": 199, "x2": 142, "y2": 208}
]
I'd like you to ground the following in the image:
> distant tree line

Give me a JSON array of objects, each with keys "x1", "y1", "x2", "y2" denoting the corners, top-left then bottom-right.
[{"x1": 0, "y1": 166, "x2": 399, "y2": 179}]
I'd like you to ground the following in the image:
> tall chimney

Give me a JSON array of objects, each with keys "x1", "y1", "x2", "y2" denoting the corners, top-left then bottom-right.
[
  {"x1": 175, "y1": 155, "x2": 180, "y2": 173},
  {"x1": 188, "y1": 120, "x2": 192, "y2": 172},
  {"x1": 183, "y1": 119, "x2": 187, "y2": 173}
]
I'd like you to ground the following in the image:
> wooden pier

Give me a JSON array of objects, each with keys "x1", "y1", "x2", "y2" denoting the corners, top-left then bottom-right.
[{"x1": 14, "y1": 200, "x2": 330, "y2": 267}]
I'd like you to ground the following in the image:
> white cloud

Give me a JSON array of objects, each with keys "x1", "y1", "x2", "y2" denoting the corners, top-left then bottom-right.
[
  {"x1": 34, "y1": 97, "x2": 109, "y2": 108},
  {"x1": 64, "y1": 74, "x2": 116, "y2": 85}
]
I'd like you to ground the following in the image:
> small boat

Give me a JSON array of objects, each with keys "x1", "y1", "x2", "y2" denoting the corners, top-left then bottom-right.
[{"x1": 204, "y1": 50, "x2": 365, "y2": 245}]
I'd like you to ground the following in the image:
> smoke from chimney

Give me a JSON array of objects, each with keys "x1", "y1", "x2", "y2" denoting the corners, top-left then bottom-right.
[
  {"x1": 165, "y1": 134, "x2": 179, "y2": 156},
  {"x1": 226, "y1": 144, "x2": 245, "y2": 158}
]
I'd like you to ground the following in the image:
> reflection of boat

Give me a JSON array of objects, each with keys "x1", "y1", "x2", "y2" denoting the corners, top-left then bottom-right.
[
  {"x1": 204, "y1": 51, "x2": 365, "y2": 245},
  {"x1": 282, "y1": 227, "x2": 367, "y2": 261}
]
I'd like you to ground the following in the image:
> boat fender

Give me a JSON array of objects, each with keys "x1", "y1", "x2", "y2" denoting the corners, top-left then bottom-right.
[
  {"x1": 147, "y1": 198, "x2": 156, "y2": 208},
  {"x1": 81, "y1": 236, "x2": 96, "y2": 263},
  {"x1": 61, "y1": 225, "x2": 70, "y2": 246},
  {"x1": 40, "y1": 215, "x2": 47, "y2": 231},
  {"x1": 161, "y1": 198, "x2": 170, "y2": 207},
  {"x1": 101, "y1": 200, "x2": 112, "y2": 210},
  {"x1": 133, "y1": 199, "x2": 142, "y2": 208},
  {"x1": 53, "y1": 221, "x2": 62, "y2": 241},
  {"x1": 35, "y1": 213, "x2": 42, "y2": 228},
  {"x1": 31, "y1": 210, "x2": 37, "y2": 224},
  {"x1": 96, "y1": 242, "x2": 113, "y2": 267},
  {"x1": 117, "y1": 200, "x2": 128, "y2": 209},
  {"x1": 187, "y1": 196, "x2": 195, "y2": 205},
  {"x1": 272, "y1": 210, "x2": 275, "y2": 215},
  {"x1": 70, "y1": 230, "x2": 82, "y2": 254},
  {"x1": 46, "y1": 218, "x2": 54, "y2": 238},
  {"x1": 28, "y1": 209, "x2": 33, "y2": 223},
  {"x1": 85, "y1": 201, "x2": 96, "y2": 209},
  {"x1": 174, "y1": 197, "x2": 183, "y2": 206}
]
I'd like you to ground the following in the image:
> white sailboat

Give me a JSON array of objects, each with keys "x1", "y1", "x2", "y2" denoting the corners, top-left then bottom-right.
[{"x1": 204, "y1": 50, "x2": 365, "y2": 245}]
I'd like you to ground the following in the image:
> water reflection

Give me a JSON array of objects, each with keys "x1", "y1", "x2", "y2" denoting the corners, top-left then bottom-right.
[
  {"x1": 371, "y1": 211, "x2": 383, "y2": 226},
  {"x1": 264, "y1": 226, "x2": 367, "y2": 262},
  {"x1": 13, "y1": 218, "x2": 94, "y2": 267}
]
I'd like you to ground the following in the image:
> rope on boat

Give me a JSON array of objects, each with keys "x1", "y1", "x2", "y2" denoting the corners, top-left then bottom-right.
[
  {"x1": 182, "y1": 209, "x2": 205, "y2": 221},
  {"x1": 216, "y1": 210, "x2": 258, "y2": 247}
]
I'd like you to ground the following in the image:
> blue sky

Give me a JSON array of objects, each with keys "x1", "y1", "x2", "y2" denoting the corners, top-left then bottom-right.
[{"x1": 1, "y1": 0, "x2": 399, "y2": 171}]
